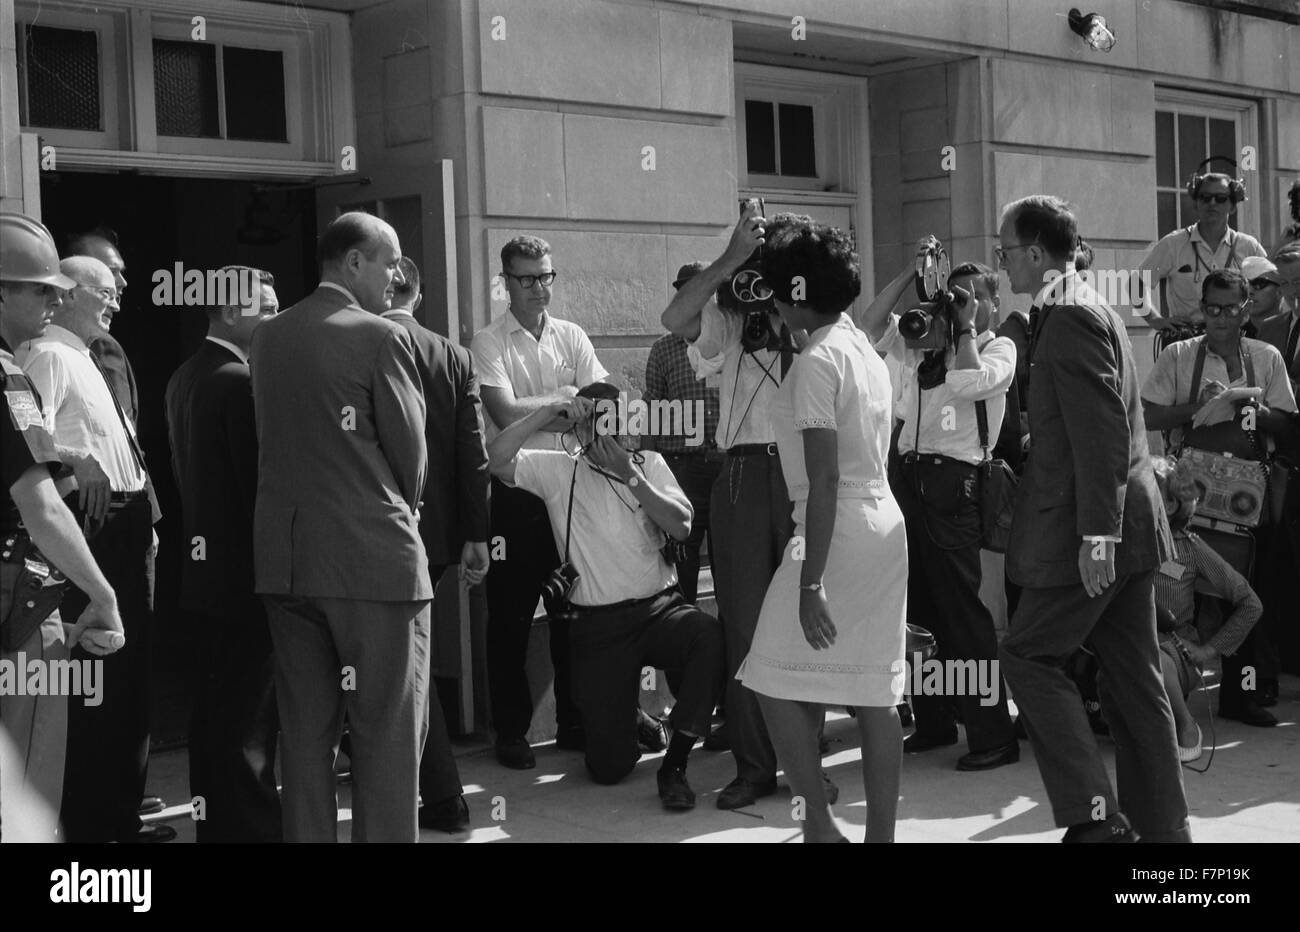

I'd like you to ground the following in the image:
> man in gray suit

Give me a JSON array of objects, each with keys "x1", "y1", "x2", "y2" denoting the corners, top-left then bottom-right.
[
  {"x1": 996, "y1": 195, "x2": 1190, "y2": 843},
  {"x1": 251, "y1": 212, "x2": 432, "y2": 843}
]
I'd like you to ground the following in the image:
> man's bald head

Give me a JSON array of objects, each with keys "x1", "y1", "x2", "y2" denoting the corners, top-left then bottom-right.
[
  {"x1": 55, "y1": 255, "x2": 117, "y2": 341},
  {"x1": 316, "y1": 211, "x2": 404, "y2": 313},
  {"x1": 317, "y1": 212, "x2": 395, "y2": 273}
]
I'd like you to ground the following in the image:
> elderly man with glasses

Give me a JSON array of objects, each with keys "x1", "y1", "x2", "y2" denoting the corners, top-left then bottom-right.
[
  {"x1": 1142, "y1": 268, "x2": 1297, "y2": 726},
  {"x1": 1138, "y1": 173, "x2": 1267, "y2": 336},
  {"x1": 15, "y1": 255, "x2": 169, "y2": 842}
]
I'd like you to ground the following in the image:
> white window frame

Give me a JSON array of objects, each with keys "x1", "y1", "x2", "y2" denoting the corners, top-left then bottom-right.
[
  {"x1": 1154, "y1": 88, "x2": 1259, "y2": 240},
  {"x1": 13, "y1": 0, "x2": 351, "y2": 180},
  {"x1": 14, "y1": 6, "x2": 124, "y2": 150},
  {"x1": 735, "y1": 63, "x2": 860, "y2": 195}
]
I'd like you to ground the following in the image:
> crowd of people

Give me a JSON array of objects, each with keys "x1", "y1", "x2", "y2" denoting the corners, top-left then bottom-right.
[{"x1": 1, "y1": 172, "x2": 1297, "y2": 843}]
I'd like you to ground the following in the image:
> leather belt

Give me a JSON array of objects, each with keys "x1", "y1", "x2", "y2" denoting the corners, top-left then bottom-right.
[
  {"x1": 663, "y1": 449, "x2": 725, "y2": 464},
  {"x1": 726, "y1": 442, "x2": 778, "y2": 457},
  {"x1": 110, "y1": 490, "x2": 150, "y2": 502},
  {"x1": 902, "y1": 452, "x2": 975, "y2": 469},
  {"x1": 572, "y1": 585, "x2": 678, "y2": 615}
]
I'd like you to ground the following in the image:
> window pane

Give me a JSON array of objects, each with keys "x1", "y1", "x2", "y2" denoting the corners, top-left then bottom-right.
[
  {"x1": 1177, "y1": 113, "x2": 1207, "y2": 183},
  {"x1": 23, "y1": 25, "x2": 101, "y2": 131},
  {"x1": 745, "y1": 100, "x2": 776, "y2": 174},
  {"x1": 778, "y1": 103, "x2": 817, "y2": 177},
  {"x1": 1208, "y1": 118, "x2": 1236, "y2": 172},
  {"x1": 224, "y1": 47, "x2": 287, "y2": 142},
  {"x1": 154, "y1": 39, "x2": 219, "y2": 137},
  {"x1": 1155, "y1": 111, "x2": 1175, "y2": 187},
  {"x1": 1157, "y1": 191, "x2": 1178, "y2": 238}
]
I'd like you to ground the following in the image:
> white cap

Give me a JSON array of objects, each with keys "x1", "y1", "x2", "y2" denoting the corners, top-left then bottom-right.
[{"x1": 1240, "y1": 256, "x2": 1280, "y2": 283}]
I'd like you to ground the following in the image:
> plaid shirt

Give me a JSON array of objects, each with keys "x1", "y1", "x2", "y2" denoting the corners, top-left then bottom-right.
[{"x1": 644, "y1": 334, "x2": 719, "y2": 454}]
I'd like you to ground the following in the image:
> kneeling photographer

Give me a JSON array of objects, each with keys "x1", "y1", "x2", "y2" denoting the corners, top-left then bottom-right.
[
  {"x1": 487, "y1": 383, "x2": 723, "y2": 810},
  {"x1": 857, "y1": 237, "x2": 1018, "y2": 771}
]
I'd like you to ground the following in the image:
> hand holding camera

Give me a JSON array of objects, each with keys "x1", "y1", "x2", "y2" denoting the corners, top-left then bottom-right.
[
  {"x1": 724, "y1": 199, "x2": 766, "y2": 269},
  {"x1": 586, "y1": 435, "x2": 635, "y2": 481}
]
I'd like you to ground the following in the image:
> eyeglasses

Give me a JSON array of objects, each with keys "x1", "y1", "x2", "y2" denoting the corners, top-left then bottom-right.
[
  {"x1": 75, "y1": 284, "x2": 119, "y2": 304},
  {"x1": 1201, "y1": 300, "x2": 1247, "y2": 318},
  {"x1": 994, "y1": 241, "x2": 1037, "y2": 264},
  {"x1": 1249, "y1": 278, "x2": 1279, "y2": 291},
  {"x1": 503, "y1": 271, "x2": 557, "y2": 289},
  {"x1": 1197, "y1": 194, "x2": 1231, "y2": 205}
]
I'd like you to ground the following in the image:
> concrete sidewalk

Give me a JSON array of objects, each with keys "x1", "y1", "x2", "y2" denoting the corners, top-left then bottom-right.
[{"x1": 140, "y1": 674, "x2": 1300, "y2": 843}]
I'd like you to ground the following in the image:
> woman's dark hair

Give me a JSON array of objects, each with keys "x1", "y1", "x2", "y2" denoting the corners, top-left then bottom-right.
[{"x1": 759, "y1": 213, "x2": 861, "y2": 315}]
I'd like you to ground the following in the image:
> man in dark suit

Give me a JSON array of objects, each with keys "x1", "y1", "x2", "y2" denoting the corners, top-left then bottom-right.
[
  {"x1": 251, "y1": 212, "x2": 432, "y2": 843},
  {"x1": 378, "y1": 256, "x2": 489, "y2": 833},
  {"x1": 165, "y1": 266, "x2": 282, "y2": 842},
  {"x1": 1255, "y1": 247, "x2": 1300, "y2": 393},
  {"x1": 997, "y1": 195, "x2": 1190, "y2": 843}
]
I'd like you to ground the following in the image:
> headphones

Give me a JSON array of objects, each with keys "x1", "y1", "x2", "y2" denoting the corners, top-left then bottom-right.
[{"x1": 1186, "y1": 156, "x2": 1246, "y2": 204}]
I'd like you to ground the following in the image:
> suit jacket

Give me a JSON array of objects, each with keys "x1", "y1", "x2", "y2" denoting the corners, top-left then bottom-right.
[
  {"x1": 1007, "y1": 278, "x2": 1172, "y2": 588},
  {"x1": 1256, "y1": 312, "x2": 1299, "y2": 382},
  {"x1": 165, "y1": 339, "x2": 259, "y2": 615},
  {"x1": 88, "y1": 331, "x2": 161, "y2": 524},
  {"x1": 250, "y1": 285, "x2": 432, "y2": 601},
  {"x1": 382, "y1": 310, "x2": 489, "y2": 566}
]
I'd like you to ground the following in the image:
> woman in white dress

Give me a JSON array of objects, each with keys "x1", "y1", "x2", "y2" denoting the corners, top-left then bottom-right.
[{"x1": 737, "y1": 216, "x2": 907, "y2": 843}]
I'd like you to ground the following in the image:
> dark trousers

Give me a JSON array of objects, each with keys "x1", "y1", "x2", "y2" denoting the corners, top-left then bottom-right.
[
  {"x1": 569, "y1": 589, "x2": 723, "y2": 784},
  {"x1": 661, "y1": 453, "x2": 721, "y2": 605},
  {"x1": 485, "y1": 479, "x2": 577, "y2": 740},
  {"x1": 711, "y1": 451, "x2": 793, "y2": 784},
  {"x1": 188, "y1": 598, "x2": 282, "y2": 843},
  {"x1": 418, "y1": 564, "x2": 463, "y2": 806},
  {"x1": 59, "y1": 495, "x2": 153, "y2": 842},
  {"x1": 1000, "y1": 571, "x2": 1191, "y2": 841},
  {"x1": 892, "y1": 458, "x2": 1014, "y2": 752}
]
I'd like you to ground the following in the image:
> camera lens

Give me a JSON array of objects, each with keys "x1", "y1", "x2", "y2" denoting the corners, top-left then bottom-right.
[{"x1": 898, "y1": 307, "x2": 933, "y2": 340}]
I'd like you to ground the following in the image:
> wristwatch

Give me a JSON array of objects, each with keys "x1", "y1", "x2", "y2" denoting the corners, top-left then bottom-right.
[{"x1": 957, "y1": 327, "x2": 977, "y2": 342}]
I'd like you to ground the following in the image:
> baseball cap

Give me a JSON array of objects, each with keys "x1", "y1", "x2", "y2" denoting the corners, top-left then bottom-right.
[{"x1": 1240, "y1": 256, "x2": 1281, "y2": 285}]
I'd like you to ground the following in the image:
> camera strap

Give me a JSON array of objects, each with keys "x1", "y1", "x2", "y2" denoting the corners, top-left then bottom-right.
[
  {"x1": 562, "y1": 460, "x2": 578, "y2": 564},
  {"x1": 975, "y1": 399, "x2": 991, "y2": 462}
]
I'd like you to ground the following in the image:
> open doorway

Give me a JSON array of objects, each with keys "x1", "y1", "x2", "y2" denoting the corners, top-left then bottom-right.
[{"x1": 38, "y1": 171, "x2": 317, "y2": 746}]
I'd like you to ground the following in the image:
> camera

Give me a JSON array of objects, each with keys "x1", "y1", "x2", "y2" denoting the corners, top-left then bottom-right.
[
  {"x1": 660, "y1": 537, "x2": 689, "y2": 567},
  {"x1": 898, "y1": 236, "x2": 958, "y2": 351},
  {"x1": 719, "y1": 197, "x2": 777, "y2": 354},
  {"x1": 541, "y1": 561, "x2": 581, "y2": 622}
]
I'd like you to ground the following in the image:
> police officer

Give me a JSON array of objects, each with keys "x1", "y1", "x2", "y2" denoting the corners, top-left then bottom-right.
[{"x1": 1, "y1": 213, "x2": 123, "y2": 840}]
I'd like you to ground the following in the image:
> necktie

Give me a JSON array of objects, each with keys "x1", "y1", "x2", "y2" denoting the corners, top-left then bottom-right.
[
  {"x1": 778, "y1": 324, "x2": 794, "y2": 379},
  {"x1": 89, "y1": 351, "x2": 148, "y2": 480},
  {"x1": 1285, "y1": 318, "x2": 1300, "y2": 371},
  {"x1": 1028, "y1": 305, "x2": 1041, "y2": 347}
]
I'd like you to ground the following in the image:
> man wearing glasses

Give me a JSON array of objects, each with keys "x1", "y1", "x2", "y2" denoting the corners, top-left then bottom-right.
[
  {"x1": 1241, "y1": 255, "x2": 1287, "y2": 338},
  {"x1": 1138, "y1": 173, "x2": 1267, "y2": 332},
  {"x1": 16, "y1": 256, "x2": 168, "y2": 842},
  {"x1": 1143, "y1": 268, "x2": 1296, "y2": 727},
  {"x1": 471, "y1": 236, "x2": 607, "y2": 769}
]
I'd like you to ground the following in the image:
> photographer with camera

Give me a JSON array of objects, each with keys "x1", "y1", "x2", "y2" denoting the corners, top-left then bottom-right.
[
  {"x1": 660, "y1": 202, "x2": 821, "y2": 811},
  {"x1": 856, "y1": 239, "x2": 1019, "y2": 771},
  {"x1": 486, "y1": 383, "x2": 723, "y2": 810}
]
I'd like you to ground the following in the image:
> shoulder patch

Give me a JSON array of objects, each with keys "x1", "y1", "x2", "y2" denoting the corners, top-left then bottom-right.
[{"x1": 5, "y1": 389, "x2": 43, "y2": 430}]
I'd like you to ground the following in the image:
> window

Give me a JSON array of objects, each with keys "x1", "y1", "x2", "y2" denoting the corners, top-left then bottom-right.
[
  {"x1": 1154, "y1": 90, "x2": 1257, "y2": 238},
  {"x1": 744, "y1": 100, "x2": 817, "y2": 178},
  {"x1": 17, "y1": 25, "x2": 102, "y2": 131},
  {"x1": 153, "y1": 40, "x2": 287, "y2": 142}
]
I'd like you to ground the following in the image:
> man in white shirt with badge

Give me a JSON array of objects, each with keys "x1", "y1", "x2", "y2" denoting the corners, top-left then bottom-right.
[
  {"x1": 471, "y1": 236, "x2": 607, "y2": 769},
  {"x1": 17, "y1": 255, "x2": 165, "y2": 843}
]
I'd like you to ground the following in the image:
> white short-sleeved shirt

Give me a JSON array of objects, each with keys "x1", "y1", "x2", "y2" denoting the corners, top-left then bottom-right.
[
  {"x1": 512, "y1": 449, "x2": 685, "y2": 607},
  {"x1": 1140, "y1": 225, "x2": 1267, "y2": 323},
  {"x1": 688, "y1": 303, "x2": 783, "y2": 449},
  {"x1": 471, "y1": 311, "x2": 608, "y2": 450},
  {"x1": 773, "y1": 315, "x2": 893, "y2": 512},
  {"x1": 873, "y1": 315, "x2": 1016, "y2": 465},
  {"x1": 16, "y1": 324, "x2": 146, "y2": 493},
  {"x1": 1142, "y1": 335, "x2": 1298, "y2": 449}
]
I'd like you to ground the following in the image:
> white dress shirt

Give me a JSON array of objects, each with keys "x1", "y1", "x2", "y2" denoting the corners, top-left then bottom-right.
[
  {"x1": 689, "y1": 303, "x2": 784, "y2": 449},
  {"x1": 1140, "y1": 225, "x2": 1267, "y2": 323},
  {"x1": 16, "y1": 324, "x2": 146, "y2": 492},
  {"x1": 471, "y1": 310, "x2": 607, "y2": 450},
  {"x1": 873, "y1": 316, "x2": 1015, "y2": 465}
]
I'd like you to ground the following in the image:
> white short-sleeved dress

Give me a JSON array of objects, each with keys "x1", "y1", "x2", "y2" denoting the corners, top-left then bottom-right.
[{"x1": 737, "y1": 314, "x2": 908, "y2": 707}]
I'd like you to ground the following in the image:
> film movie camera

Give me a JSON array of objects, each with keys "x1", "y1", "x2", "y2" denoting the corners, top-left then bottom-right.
[
  {"x1": 898, "y1": 235, "x2": 968, "y2": 351},
  {"x1": 719, "y1": 197, "x2": 779, "y2": 353}
]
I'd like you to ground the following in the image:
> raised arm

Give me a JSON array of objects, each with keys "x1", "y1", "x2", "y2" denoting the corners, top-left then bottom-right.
[{"x1": 661, "y1": 208, "x2": 765, "y2": 342}]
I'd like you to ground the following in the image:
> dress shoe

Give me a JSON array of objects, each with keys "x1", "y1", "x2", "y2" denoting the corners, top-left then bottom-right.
[
  {"x1": 957, "y1": 742, "x2": 1020, "y2": 771},
  {"x1": 420, "y1": 794, "x2": 470, "y2": 832},
  {"x1": 657, "y1": 767, "x2": 695, "y2": 811},
  {"x1": 123, "y1": 823, "x2": 177, "y2": 844},
  {"x1": 716, "y1": 776, "x2": 778, "y2": 810},
  {"x1": 903, "y1": 729, "x2": 958, "y2": 753},
  {"x1": 1062, "y1": 812, "x2": 1138, "y2": 843},
  {"x1": 554, "y1": 727, "x2": 586, "y2": 751},
  {"x1": 138, "y1": 796, "x2": 165, "y2": 816},
  {"x1": 1220, "y1": 702, "x2": 1278, "y2": 727},
  {"x1": 636, "y1": 710, "x2": 668, "y2": 753},
  {"x1": 823, "y1": 772, "x2": 839, "y2": 805},
  {"x1": 703, "y1": 724, "x2": 729, "y2": 751},
  {"x1": 495, "y1": 736, "x2": 537, "y2": 769}
]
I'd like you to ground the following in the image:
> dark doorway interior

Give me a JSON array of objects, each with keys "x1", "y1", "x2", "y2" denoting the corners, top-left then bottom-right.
[{"x1": 39, "y1": 171, "x2": 317, "y2": 746}]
